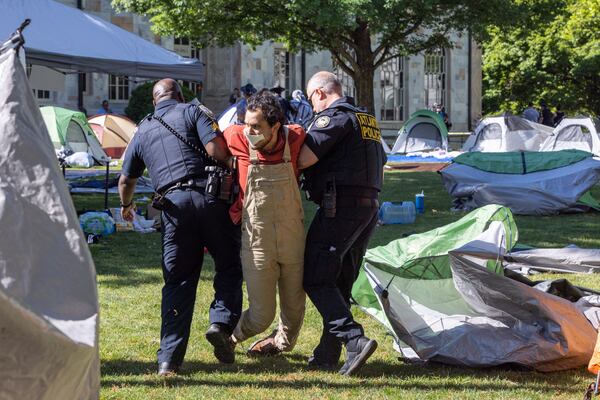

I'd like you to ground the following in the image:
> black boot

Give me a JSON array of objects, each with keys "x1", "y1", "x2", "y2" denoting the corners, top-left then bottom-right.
[
  {"x1": 307, "y1": 330, "x2": 342, "y2": 371},
  {"x1": 340, "y1": 336, "x2": 377, "y2": 376},
  {"x1": 205, "y1": 323, "x2": 235, "y2": 364},
  {"x1": 158, "y1": 361, "x2": 180, "y2": 376}
]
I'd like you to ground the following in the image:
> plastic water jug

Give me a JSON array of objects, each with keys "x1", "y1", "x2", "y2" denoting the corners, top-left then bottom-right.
[
  {"x1": 415, "y1": 191, "x2": 425, "y2": 214},
  {"x1": 378, "y1": 201, "x2": 416, "y2": 225}
]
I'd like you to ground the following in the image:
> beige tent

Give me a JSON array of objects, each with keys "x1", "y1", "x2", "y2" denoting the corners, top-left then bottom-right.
[{"x1": 88, "y1": 114, "x2": 136, "y2": 158}]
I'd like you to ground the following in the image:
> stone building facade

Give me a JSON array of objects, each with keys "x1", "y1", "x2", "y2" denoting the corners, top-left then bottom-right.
[{"x1": 33, "y1": 0, "x2": 481, "y2": 132}]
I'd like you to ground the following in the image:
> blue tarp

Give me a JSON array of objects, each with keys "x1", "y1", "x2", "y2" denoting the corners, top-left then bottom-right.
[{"x1": 386, "y1": 154, "x2": 453, "y2": 163}]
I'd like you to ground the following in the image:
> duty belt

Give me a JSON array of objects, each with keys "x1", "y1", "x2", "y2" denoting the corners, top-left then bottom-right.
[
  {"x1": 159, "y1": 177, "x2": 207, "y2": 196},
  {"x1": 336, "y1": 196, "x2": 379, "y2": 208},
  {"x1": 336, "y1": 185, "x2": 378, "y2": 198}
]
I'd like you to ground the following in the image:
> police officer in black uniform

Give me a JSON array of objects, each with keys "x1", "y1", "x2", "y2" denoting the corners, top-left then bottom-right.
[
  {"x1": 118, "y1": 79, "x2": 242, "y2": 375},
  {"x1": 298, "y1": 71, "x2": 387, "y2": 376}
]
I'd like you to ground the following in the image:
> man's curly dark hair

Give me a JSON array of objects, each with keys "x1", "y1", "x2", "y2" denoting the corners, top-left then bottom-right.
[{"x1": 246, "y1": 91, "x2": 285, "y2": 127}]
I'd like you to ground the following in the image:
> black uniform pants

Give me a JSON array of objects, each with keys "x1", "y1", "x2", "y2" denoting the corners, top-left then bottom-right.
[
  {"x1": 303, "y1": 199, "x2": 378, "y2": 363},
  {"x1": 157, "y1": 188, "x2": 242, "y2": 366}
]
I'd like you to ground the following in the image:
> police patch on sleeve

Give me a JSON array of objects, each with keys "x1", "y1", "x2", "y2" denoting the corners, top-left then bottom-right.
[
  {"x1": 356, "y1": 112, "x2": 381, "y2": 142},
  {"x1": 315, "y1": 116, "x2": 331, "y2": 128},
  {"x1": 211, "y1": 121, "x2": 219, "y2": 132},
  {"x1": 198, "y1": 103, "x2": 216, "y2": 121}
]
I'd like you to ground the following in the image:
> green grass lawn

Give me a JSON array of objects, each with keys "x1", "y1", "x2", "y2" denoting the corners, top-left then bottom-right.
[{"x1": 75, "y1": 170, "x2": 600, "y2": 399}]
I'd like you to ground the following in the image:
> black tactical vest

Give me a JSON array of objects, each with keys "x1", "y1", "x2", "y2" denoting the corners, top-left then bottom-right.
[
  {"x1": 304, "y1": 101, "x2": 387, "y2": 202},
  {"x1": 136, "y1": 102, "x2": 209, "y2": 192}
]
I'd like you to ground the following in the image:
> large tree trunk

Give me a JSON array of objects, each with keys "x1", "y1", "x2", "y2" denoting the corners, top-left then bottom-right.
[
  {"x1": 352, "y1": 67, "x2": 375, "y2": 114},
  {"x1": 350, "y1": 21, "x2": 376, "y2": 114}
]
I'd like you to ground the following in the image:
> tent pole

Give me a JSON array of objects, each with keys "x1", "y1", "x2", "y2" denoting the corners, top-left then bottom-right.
[
  {"x1": 104, "y1": 162, "x2": 109, "y2": 211},
  {"x1": 76, "y1": 0, "x2": 85, "y2": 115}
]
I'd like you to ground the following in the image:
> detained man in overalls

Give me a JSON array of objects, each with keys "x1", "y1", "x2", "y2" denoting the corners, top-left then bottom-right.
[{"x1": 223, "y1": 91, "x2": 307, "y2": 357}]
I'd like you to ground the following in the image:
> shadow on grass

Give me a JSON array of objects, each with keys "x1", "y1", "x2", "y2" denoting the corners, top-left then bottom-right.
[
  {"x1": 93, "y1": 232, "x2": 219, "y2": 287},
  {"x1": 101, "y1": 358, "x2": 586, "y2": 394}
]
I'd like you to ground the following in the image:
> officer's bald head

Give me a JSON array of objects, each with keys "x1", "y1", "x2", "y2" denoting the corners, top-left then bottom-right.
[
  {"x1": 153, "y1": 79, "x2": 184, "y2": 105},
  {"x1": 307, "y1": 71, "x2": 343, "y2": 97},
  {"x1": 306, "y1": 71, "x2": 342, "y2": 112}
]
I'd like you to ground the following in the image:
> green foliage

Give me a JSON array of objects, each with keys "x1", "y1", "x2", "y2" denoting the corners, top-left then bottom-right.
[
  {"x1": 124, "y1": 81, "x2": 155, "y2": 123},
  {"x1": 482, "y1": 0, "x2": 600, "y2": 116},
  {"x1": 124, "y1": 81, "x2": 196, "y2": 123},
  {"x1": 113, "y1": 0, "x2": 519, "y2": 111}
]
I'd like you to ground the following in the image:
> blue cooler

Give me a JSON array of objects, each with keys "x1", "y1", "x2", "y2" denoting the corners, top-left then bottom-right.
[{"x1": 378, "y1": 201, "x2": 416, "y2": 224}]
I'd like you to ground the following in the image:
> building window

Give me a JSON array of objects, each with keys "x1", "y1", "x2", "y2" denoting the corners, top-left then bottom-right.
[
  {"x1": 109, "y1": 75, "x2": 129, "y2": 101},
  {"x1": 79, "y1": 73, "x2": 87, "y2": 93},
  {"x1": 424, "y1": 48, "x2": 446, "y2": 109},
  {"x1": 273, "y1": 48, "x2": 290, "y2": 94},
  {"x1": 190, "y1": 46, "x2": 201, "y2": 60},
  {"x1": 33, "y1": 89, "x2": 51, "y2": 99},
  {"x1": 332, "y1": 62, "x2": 356, "y2": 99},
  {"x1": 380, "y1": 56, "x2": 404, "y2": 121},
  {"x1": 174, "y1": 37, "x2": 190, "y2": 46},
  {"x1": 173, "y1": 37, "x2": 202, "y2": 93}
]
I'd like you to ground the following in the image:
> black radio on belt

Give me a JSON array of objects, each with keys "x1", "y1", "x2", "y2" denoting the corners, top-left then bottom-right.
[
  {"x1": 205, "y1": 159, "x2": 239, "y2": 204},
  {"x1": 322, "y1": 177, "x2": 337, "y2": 218},
  {"x1": 151, "y1": 192, "x2": 171, "y2": 211}
]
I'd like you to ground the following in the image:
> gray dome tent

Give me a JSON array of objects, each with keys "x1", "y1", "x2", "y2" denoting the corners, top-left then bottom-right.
[
  {"x1": 540, "y1": 117, "x2": 600, "y2": 155},
  {"x1": 462, "y1": 115, "x2": 553, "y2": 152}
]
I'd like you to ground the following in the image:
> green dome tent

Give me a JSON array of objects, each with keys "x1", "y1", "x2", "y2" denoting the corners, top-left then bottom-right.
[
  {"x1": 390, "y1": 109, "x2": 448, "y2": 153},
  {"x1": 40, "y1": 106, "x2": 109, "y2": 165}
]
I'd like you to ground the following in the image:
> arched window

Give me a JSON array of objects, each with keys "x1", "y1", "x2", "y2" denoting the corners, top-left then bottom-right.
[
  {"x1": 273, "y1": 47, "x2": 291, "y2": 95},
  {"x1": 424, "y1": 48, "x2": 446, "y2": 110},
  {"x1": 379, "y1": 56, "x2": 404, "y2": 121}
]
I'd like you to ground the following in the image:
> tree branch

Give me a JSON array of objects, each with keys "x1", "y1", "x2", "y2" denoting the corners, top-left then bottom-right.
[
  {"x1": 330, "y1": 50, "x2": 355, "y2": 77},
  {"x1": 374, "y1": 46, "x2": 391, "y2": 68}
]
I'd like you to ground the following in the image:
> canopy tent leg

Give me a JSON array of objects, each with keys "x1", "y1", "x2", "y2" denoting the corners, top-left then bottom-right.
[{"x1": 104, "y1": 162, "x2": 109, "y2": 211}]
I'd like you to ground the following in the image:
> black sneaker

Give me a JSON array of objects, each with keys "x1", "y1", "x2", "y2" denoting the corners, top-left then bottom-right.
[
  {"x1": 340, "y1": 336, "x2": 378, "y2": 376},
  {"x1": 205, "y1": 323, "x2": 235, "y2": 364}
]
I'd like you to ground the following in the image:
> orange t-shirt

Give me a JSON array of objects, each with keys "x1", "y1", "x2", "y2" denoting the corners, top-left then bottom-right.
[{"x1": 223, "y1": 124, "x2": 306, "y2": 224}]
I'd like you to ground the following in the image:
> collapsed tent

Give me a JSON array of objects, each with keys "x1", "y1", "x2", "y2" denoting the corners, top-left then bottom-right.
[
  {"x1": 0, "y1": 49, "x2": 99, "y2": 399},
  {"x1": 88, "y1": 114, "x2": 136, "y2": 158},
  {"x1": 391, "y1": 110, "x2": 448, "y2": 154},
  {"x1": 440, "y1": 149, "x2": 600, "y2": 215},
  {"x1": 504, "y1": 247, "x2": 600, "y2": 274},
  {"x1": 41, "y1": 106, "x2": 109, "y2": 165},
  {"x1": 353, "y1": 205, "x2": 597, "y2": 371},
  {"x1": 462, "y1": 115, "x2": 553, "y2": 152},
  {"x1": 0, "y1": 0, "x2": 202, "y2": 81},
  {"x1": 540, "y1": 117, "x2": 600, "y2": 155}
]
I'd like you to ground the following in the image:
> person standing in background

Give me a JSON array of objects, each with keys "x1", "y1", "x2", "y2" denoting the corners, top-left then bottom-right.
[{"x1": 522, "y1": 102, "x2": 539, "y2": 122}]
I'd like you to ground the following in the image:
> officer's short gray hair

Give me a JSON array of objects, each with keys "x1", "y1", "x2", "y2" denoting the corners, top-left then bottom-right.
[{"x1": 308, "y1": 71, "x2": 343, "y2": 96}]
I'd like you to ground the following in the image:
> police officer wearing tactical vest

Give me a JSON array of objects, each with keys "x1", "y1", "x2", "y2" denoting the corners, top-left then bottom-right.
[
  {"x1": 118, "y1": 79, "x2": 243, "y2": 376},
  {"x1": 298, "y1": 71, "x2": 387, "y2": 376}
]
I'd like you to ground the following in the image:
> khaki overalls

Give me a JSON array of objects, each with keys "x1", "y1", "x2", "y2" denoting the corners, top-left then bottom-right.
[{"x1": 233, "y1": 128, "x2": 306, "y2": 351}]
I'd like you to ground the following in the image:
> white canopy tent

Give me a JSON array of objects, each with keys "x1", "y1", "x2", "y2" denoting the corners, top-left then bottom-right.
[{"x1": 0, "y1": 0, "x2": 202, "y2": 81}]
